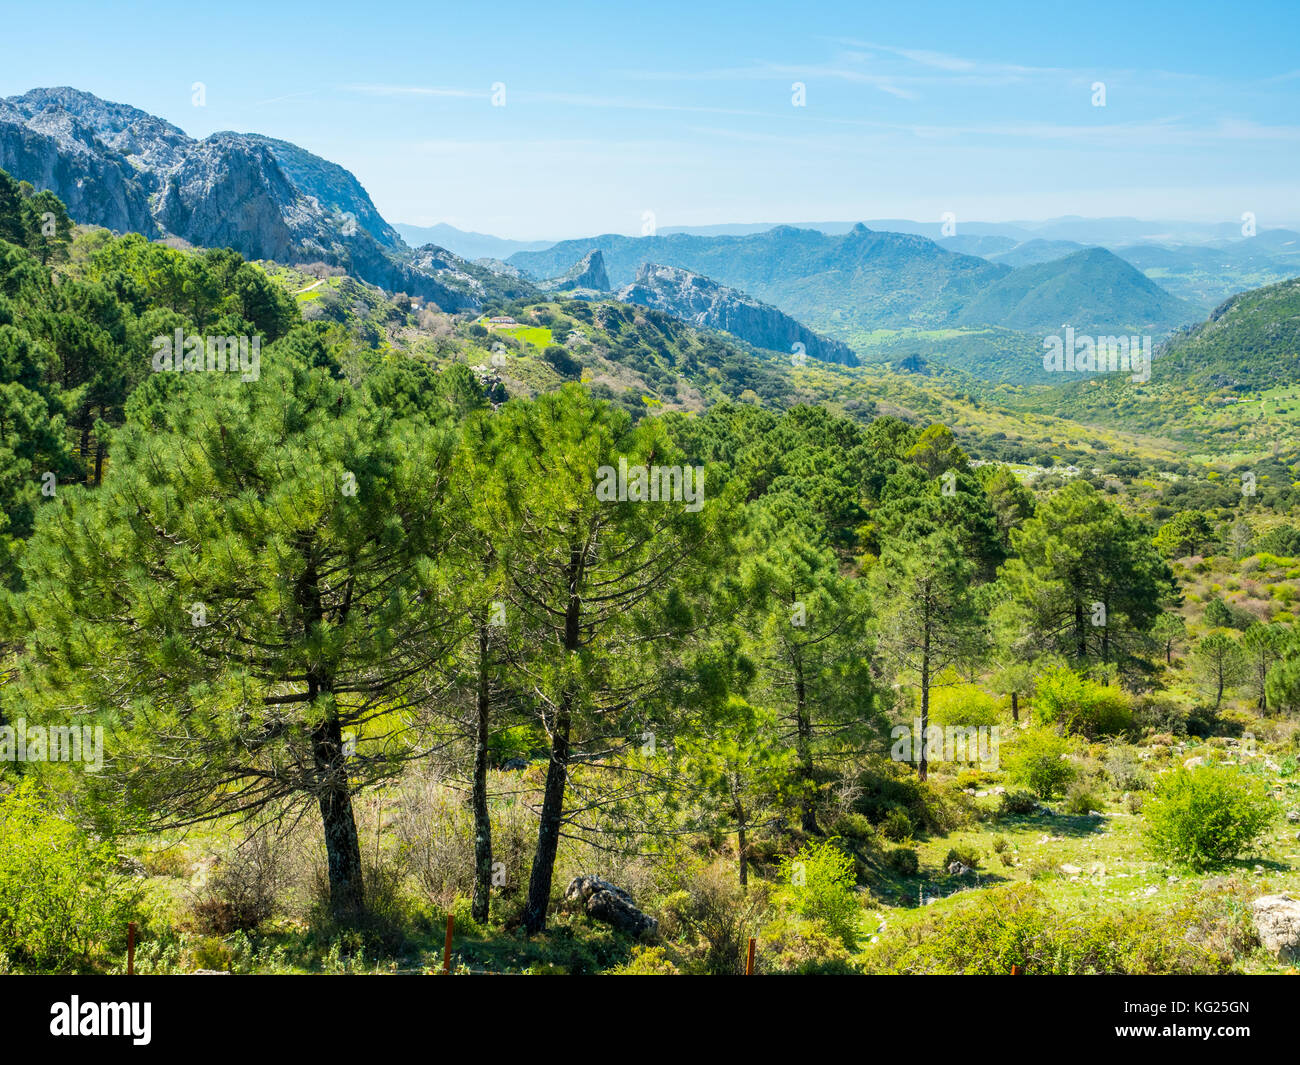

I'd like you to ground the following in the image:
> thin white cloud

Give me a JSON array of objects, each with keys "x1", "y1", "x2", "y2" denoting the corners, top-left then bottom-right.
[{"x1": 343, "y1": 84, "x2": 485, "y2": 98}]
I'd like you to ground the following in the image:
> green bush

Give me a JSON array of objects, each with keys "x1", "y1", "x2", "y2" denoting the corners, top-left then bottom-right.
[
  {"x1": 608, "y1": 945, "x2": 679, "y2": 975},
  {"x1": 779, "y1": 840, "x2": 859, "y2": 946},
  {"x1": 1064, "y1": 781, "x2": 1105, "y2": 815},
  {"x1": 880, "y1": 807, "x2": 913, "y2": 842},
  {"x1": 862, "y1": 882, "x2": 1238, "y2": 974},
  {"x1": 1142, "y1": 766, "x2": 1277, "y2": 870},
  {"x1": 758, "y1": 914, "x2": 859, "y2": 974},
  {"x1": 999, "y1": 789, "x2": 1040, "y2": 815},
  {"x1": 0, "y1": 781, "x2": 138, "y2": 972},
  {"x1": 854, "y1": 759, "x2": 972, "y2": 834},
  {"x1": 886, "y1": 847, "x2": 919, "y2": 876},
  {"x1": 1103, "y1": 744, "x2": 1149, "y2": 791},
  {"x1": 542, "y1": 344, "x2": 582, "y2": 378},
  {"x1": 944, "y1": 844, "x2": 981, "y2": 870},
  {"x1": 930, "y1": 683, "x2": 999, "y2": 727},
  {"x1": 827, "y1": 811, "x2": 876, "y2": 843},
  {"x1": 660, "y1": 865, "x2": 767, "y2": 975},
  {"x1": 1005, "y1": 728, "x2": 1077, "y2": 799},
  {"x1": 1034, "y1": 666, "x2": 1132, "y2": 738}
]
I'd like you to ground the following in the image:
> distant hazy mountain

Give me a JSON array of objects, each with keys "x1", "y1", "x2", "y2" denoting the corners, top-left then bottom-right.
[
  {"x1": 510, "y1": 225, "x2": 1199, "y2": 340},
  {"x1": 0, "y1": 87, "x2": 533, "y2": 310},
  {"x1": 618, "y1": 263, "x2": 857, "y2": 366},
  {"x1": 393, "y1": 222, "x2": 554, "y2": 260},
  {"x1": 985, "y1": 238, "x2": 1089, "y2": 268},
  {"x1": 954, "y1": 247, "x2": 1200, "y2": 334},
  {"x1": 1112, "y1": 235, "x2": 1300, "y2": 307},
  {"x1": 510, "y1": 224, "x2": 1009, "y2": 336}
]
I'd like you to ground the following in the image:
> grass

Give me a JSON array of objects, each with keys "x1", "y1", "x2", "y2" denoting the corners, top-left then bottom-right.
[{"x1": 850, "y1": 736, "x2": 1300, "y2": 973}]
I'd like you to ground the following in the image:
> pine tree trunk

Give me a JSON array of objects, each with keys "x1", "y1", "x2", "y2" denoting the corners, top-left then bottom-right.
[
  {"x1": 313, "y1": 716, "x2": 365, "y2": 921},
  {"x1": 733, "y1": 782, "x2": 748, "y2": 889},
  {"x1": 522, "y1": 697, "x2": 570, "y2": 934},
  {"x1": 794, "y1": 653, "x2": 817, "y2": 833},
  {"x1": 78, "y1": 422, "x2": 90, "y2": 484},
  {"x1": 919, "y1": 591, "x2": 932, "y2": 782},
  {"x1": 523, "y1": 548, "x2": 583, "y2": 935},
  {"x1": 471, "y1": 622, "x2": 493, "y2": 925}
]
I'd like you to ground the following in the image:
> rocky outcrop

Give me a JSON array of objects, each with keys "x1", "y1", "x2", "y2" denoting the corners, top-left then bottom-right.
[
  {"x1": 0, "y1": 87, "x2": 536, "y2": 311},
  {"x1": 538, "y1": 249, "x2": 610, "y2": 294},
  {"x1": 617, "y1": 263, "x2": 858, "y2": 365},
  {"x1": 564, "y1": 875, "x2": 658, "y2": 939},
  {"x1": 1252, "y1": 894, "x2": 1300, "y2": 961}
]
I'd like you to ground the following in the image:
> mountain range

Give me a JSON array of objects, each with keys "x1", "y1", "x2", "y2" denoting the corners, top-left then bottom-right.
[
  {"x1": 0, "y1": 87, "x2": 533, "y2": 311},
  {"x1": 509, "y1": 226, "x2": 1202, "y2": 341},
  {"x1": 3, "y1": 87, "x2": 1295, "y2": 396}
]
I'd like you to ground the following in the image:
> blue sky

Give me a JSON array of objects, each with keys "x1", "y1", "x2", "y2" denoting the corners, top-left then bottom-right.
[{"x1": 3, "y1": 0, "x2": 1298, "y2": 239}]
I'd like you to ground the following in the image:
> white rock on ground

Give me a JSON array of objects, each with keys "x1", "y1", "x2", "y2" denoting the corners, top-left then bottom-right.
[{"x1": 1251, "y1": 894, "x2": 1300, "y2": 962}]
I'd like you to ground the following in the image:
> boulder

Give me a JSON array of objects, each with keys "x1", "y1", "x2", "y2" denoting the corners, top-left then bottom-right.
[
  {"x1": 564, "y1": 875, "x2": 658, "y2": 939},
  {"x1": 1251, "y1": 894, "x2": 1300, "y2": 961}
]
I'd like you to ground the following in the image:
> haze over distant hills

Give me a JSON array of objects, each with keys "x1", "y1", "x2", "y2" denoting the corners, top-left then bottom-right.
[
  {"x1": 393, "y1": 222, "x2": 554, "y2": 262},
  {"x1": 509, "y1": 225, "x2": 1202, "y2": 341}
]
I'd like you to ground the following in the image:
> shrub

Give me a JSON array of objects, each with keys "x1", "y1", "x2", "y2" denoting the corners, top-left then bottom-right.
[
  {"x1": 608, "y1": 945, "x2": 679, "y2": 975},
  {"x1": 1064, "y1": 781, "x2": 1105, "y2": 816},
  {"x1": 930, "y1": 683, "x2": 999, "y2": 727},
  {"x1": 1142, "y1": 766, "x2": 1276, "y2": 870},
  {"x1": 1005, "y1": 728, "x2": 1077, "y2": 799},
  {"x1": 880, "y1": 807, "x2": 913, "y2": 842},
  {"x1": 886, "y1": 847, "x2": 919, "y2": 876},
  {"x1": 954, "y1": 768, "x2": 1001, "y2": 790},
  {"x1": 828, "y1": 811, "x2": 876, "y2": 843},
  {"x1": 944, "y1": 844, "x2": 981, "y2": 870},
  {"x1": 660, "y1": 865, "x2": 769, "y2": 975},
  {"x1": 190, "y1": 831, "x2": 284, "y2": 934},
  {"x1": 0, "y1": 781, "x2": 138, "y2": 972},
  {"x1": 1133, "y1": 695, "x2": 1189, "y2": 735},
  {"x1": 542, "y1": 344, "x2": 582, "y2": 378},
  {"x1": 999, "y1": 789, "x2": 1040, "y2": 815},
  {"x1": 862, "y1": 881, "x2": 1237, "y2": 974},
  {"x1": 779, "y1": 840, "x2": 859, "y2": 946},
  {"x1": 758, "y1": 914, "x2": 859, "y2": 974},
  {"x1": 1103, "y1": 744, "x2": 1149, "y2": 791},
  {"x1": 1034, "y1": 666, "x2": 1132, "y2": 738},
  {"x1": 854, "y1": 759, "x2": 973, "y2": 834},
  {"x1": 992, "y1": 835, "x2": 1010, "y2": 854}
]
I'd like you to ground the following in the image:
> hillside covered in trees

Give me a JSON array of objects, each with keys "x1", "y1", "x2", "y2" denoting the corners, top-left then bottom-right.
[{"x1": 1, "y1": 168, "x2": 1299, "y2": 983}]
